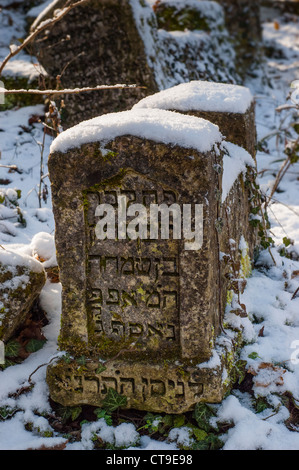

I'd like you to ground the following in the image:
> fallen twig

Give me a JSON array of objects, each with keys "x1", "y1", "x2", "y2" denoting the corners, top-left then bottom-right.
[{"x1": 0, "y1": 164, "x2": 23, "y2": 174}]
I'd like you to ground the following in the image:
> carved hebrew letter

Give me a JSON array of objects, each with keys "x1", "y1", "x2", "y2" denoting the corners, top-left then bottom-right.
[
  {"x1": 122, "y1": 290, "x2": 137, "y2": 307},
  {"x1": 150, "y1": 379, "x2": 166, "y2": 397},
  {"x1": 84, "y1": 376, "x2": 100, "y2": 394},
  {"x1": 136, "y1": 258, "x2": 151, "y2": 276},
  {"x1": 73, "y1": 375, "x2": 83, "y2": 393},
  {"x1": 100, "y1": 256, "x2": 118, "y2": 276},
  {"x1": 120, "y1": 378, "x2": 135, "y2": 395},
  {"x1": 106, "y1": 289, "x2": 120, "y2": 305},
  {"x1": 128, "y1": 322, "x2": 143, "y2": 338},
  {"x1": 101, "y1": 377, "x2": 118, "y2": 394},
  {"x1": 111, "y1": 320, "x2": 125, "y2": 338},
  {"x1": 148, "y1": 324, "x2": 163, "y2": 338},
  {"x1": 188, "y1": 382, "x2": 204, "y2": 398},
  {"x1": 142, "y1": 190, "x2": 158, "y2": 205},
  {"x1": 142, "y1": 378, "x2": 149, "y2": 401},
  {"x1": 146, "y1": 291, "x2": 160, "y2": 308},
  {"x1": 102, "y1": 190, "x2": 117, "y2": 206},
  {"x1": 121, "y1": 190, "x2": 136, "y2": 206},
  {"x1": 162, "y1": 190, "x2": 177, "y2": 204},
  {"x1": 88, "y1": 289, "x2": 102, "y2": 305},
  {"x1": 120, "y1": 257, "x2": 134, "y2": 275}
]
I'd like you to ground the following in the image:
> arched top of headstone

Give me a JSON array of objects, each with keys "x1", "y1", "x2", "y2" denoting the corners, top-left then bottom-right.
[
  {"x1": 133, "y1": 80, "x2": 254, "y2": 115},
  {"x1": 50, "y1": 108, "x2": 223, "y2": 154}
]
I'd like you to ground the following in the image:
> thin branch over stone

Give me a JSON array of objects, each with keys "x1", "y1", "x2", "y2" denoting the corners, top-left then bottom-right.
[
  {"x1": 0, "y1": 0, "x2": 91, "y2": 76},
  {"x1": 0, "y1": 84, "x2": 147, "y2": 95}
]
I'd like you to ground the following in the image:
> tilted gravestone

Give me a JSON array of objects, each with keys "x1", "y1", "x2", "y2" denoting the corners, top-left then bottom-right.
[
  {"x1": 31, "y1": 0, "x2": 240, "y2": 128},
  {"x1": 133, "y1": 80, "x2": 257, "y2": 158},
  {"x1": 47, "y1": 107, "x2": 256, "y2": 413},
  {"x1": 0, "y1": 250, "x2": 46, "y2": 342},
  {"x1": 30, "y1": 0, "x2": 158, "y2": 127}
]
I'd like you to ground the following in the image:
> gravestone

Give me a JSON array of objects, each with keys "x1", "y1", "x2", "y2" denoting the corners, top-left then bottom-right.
[
  {"x1": 30, "y1": 0, "x2": 158, "y2": 128},
  {"x1": 133, "y1": 80, "x2": 259, "y2": 270},
  {"x1": 0, "y1": 250, "x2": 46, "y2": 342},
  {"x1": 30, "y1": 0, "x2": 239, "y2": 128},
  {"x1": 219, "y1": 0, "x2": 262, "y2": 77},
  {"x1": 133, "y1": 80, "x2": 257, "y2": 158},
  {"x1": 47, "y1": 107, "x2": 256, "y2": 413}
]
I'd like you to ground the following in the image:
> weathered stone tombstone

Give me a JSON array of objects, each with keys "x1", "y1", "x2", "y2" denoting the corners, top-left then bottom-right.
[
  {"x1": 133, "y1": 80, "x2": 259, "y2": 276},
  {"x1": 47, "y1": 106, "x2": 256, "y2": 413},
  {"x1": 31, "y1": 0, "x2": 240, "y2": 128},
  {"x1": 133, "y1": 80, "x2": 257, "y2": 158},
  {"x1": 0, "y1": 250, "x2": 46, "y2": 343},
  {"x1": 30, "y1": 0, "x2": 158, "y2": 128}
]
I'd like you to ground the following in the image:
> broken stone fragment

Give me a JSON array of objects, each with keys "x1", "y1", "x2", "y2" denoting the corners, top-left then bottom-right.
[{"x1": 0, "y1": 249, "x2": 46, "y2": 342}]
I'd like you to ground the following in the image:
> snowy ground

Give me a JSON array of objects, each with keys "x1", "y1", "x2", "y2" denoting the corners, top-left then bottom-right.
[{"x1": 0, "y1": 1, "x2": 299, "y2": 450}]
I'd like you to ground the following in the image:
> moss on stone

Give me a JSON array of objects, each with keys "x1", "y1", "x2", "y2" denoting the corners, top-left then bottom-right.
[
  {"x1": 240, "y1": 241, "x2": 252, "y2": 279},
  {"x1": 226, "y1": 289, "x2": 233, "y2": 306},
  {"x1": 0, "y1": 263, "x2": 46, "y2": 342},
  {"x1": 155, "y1": 5, "x2": 211, "y2": 32}
]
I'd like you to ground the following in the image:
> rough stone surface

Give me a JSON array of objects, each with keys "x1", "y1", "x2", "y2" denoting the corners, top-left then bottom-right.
[
  {"x1": 261, "y1": 0, "x2": 299, "y2": 16},
  {"x1": 133, "y1": 82, "x2": 257, "y2": 158},
  {"x1": 47, "y1": 353, "x2": 236, "y2": 414},
  {"x1": 47, "y1": 113, "x2": 257, "y2": 411},
  {"x1": 31, "y1": 0, "x2": 158, "y2": 128},
  {"x1": 49, "y1": 137, "x2": 220, "y2": 363},
  {"x1": 0, "y1": 257, "x2": 46, "y2": 342},
  {"x1": 185, "y1": 104, "x2": 257, "y2": 159},
  {"x1": 31, "y1": 0, "x2": 239, "y2": 127},
  {"x1": 219, "y1": 0, "x2": 262, "y2": 77}
]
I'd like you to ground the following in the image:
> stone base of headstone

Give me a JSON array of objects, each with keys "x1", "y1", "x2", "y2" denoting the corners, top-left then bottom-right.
[{"x1": 47, "y1": 339, "x2": 241, "y2": 413}]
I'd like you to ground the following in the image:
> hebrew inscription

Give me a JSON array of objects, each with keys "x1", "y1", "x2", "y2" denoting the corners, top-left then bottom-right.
[
  {"x1": 63, "y1": 366, "x2": 204, "y2": 407},
  {"x1": 84, "y1": 172, "x2": 181, "y2": 358}
]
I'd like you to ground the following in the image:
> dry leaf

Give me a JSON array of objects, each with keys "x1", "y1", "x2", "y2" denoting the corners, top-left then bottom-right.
[{"x1": 274, "y1": 21, "x2": 280, "y2": 30}]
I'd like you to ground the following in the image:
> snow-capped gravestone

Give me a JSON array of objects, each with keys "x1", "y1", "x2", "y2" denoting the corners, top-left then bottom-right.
[
  {"x1": 47, "y1": 108, "x2": 255, "y2": 413},
  {"x1": 133, "y1": 81, "x2": 257, "y2": 158},
  {"x1": 0, "y1": 249, "x2": 46, "y2": 342}
]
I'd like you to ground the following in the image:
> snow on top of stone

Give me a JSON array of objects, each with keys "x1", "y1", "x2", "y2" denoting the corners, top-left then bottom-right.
[
  {"x1": 50, "y1": 108, "x2": 223, "y2": 154},
  {"x1": 0, "y1": 248, "x2": 44, "y2": 274},
  {"x1": 133, "y1": 81, "x2": 254, "y2": 114}
]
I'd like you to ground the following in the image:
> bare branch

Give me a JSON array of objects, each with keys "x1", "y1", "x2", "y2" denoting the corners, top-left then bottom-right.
[
  {"x1": 276, "y1": 104, "x2": 299, "y2": 112},
  {"x1": 0, "y1": 164, "x2": 23, "y2": 174},
  {"x1": 0, "y1": 84, "x2": 146, "y2": 95},
  {"x1": 0, "y1": 0, "x2": 91, "y2": 76}
]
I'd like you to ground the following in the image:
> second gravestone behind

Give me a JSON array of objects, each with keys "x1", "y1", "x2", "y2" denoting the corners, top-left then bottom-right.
[{"x1": 47, "y1": 107, "x2": 256, "y2": 413}]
